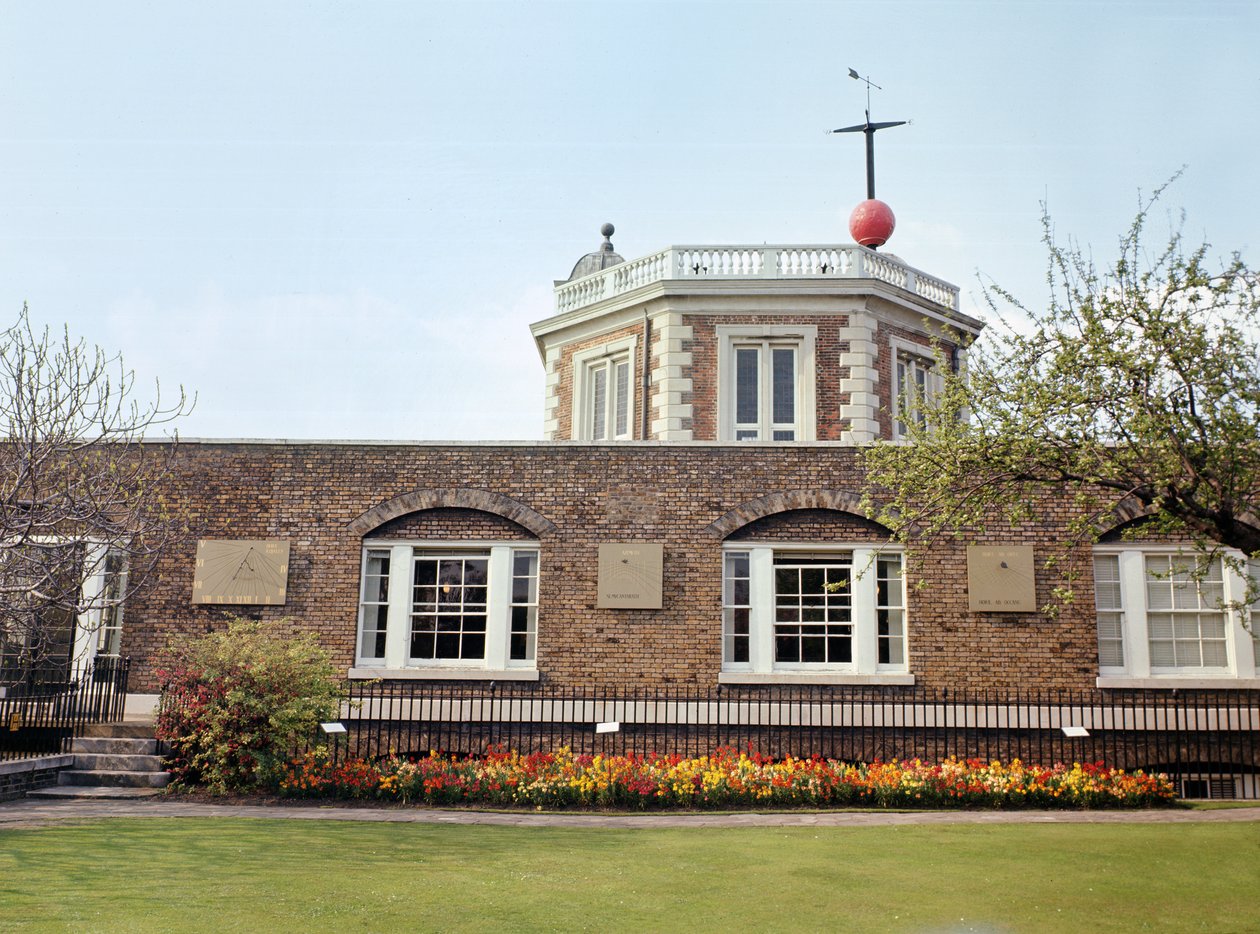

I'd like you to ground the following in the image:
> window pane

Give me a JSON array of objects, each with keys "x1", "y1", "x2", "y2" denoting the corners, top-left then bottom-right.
[
  {"x1": 592, "y1": 365, "x2": 608, "y2": 440},
  {"x1": 464, "y1": 559, "x2": 488, "y2": 586},
  {"x1": 410, "y1": 553, "x2": 493, "y2": 662},
  {"x1": 877, "y1": 556, "x2": 903, "y2": 607},
  {"x1": 877, "y1": 555, "x2": 905, "y2": 667},
  {"x1": 511, "y1": 575, "x2": 531, "y2": 604},
  {"x1": 510, "y1": 632, "x2": 528, "y2": 660},
  {"x1": 1148, "y1": 614, "x2": 1174, "y2": 639},
  {"x1": 771, "y1": 347, "x2": 795, "y2": 424},
  {"x1": 775, "y1": 634, "x2": 799, "y2": 662},
  {"x1": 1092, "y1": 554, "x2": 1124, "y2": 668},
  {"x1": 1092, "y1": 554, "x2": 1121, "y2": 609},
  {"x1": 95, "y1": 550, "x2": 128, "y2": 657},
  {"x1": 896, "y1": 354, "x2": 930, "y2": 436},
  {"x1": 461, "y1": 631, "x2": 485, "y2": 658},
  {"x1": 1145, "y1": 555, "x2": 1226, "y2": 670},
  {"x1": 614, "y1": 360, "x2": 630, "y2": 437},
  {"x1": 509, "y1": 549, "x2": 539, "y2": 663},
  {"x1": 1201, "y1": 639, "x2": 1228, "y2": 667},
  {"x1": 735, "y1": 347, "x2": 759, "y2": 425},
  {"x1": 1250, "y1": 561, "x2": 1260, "y2": 667},
  {"x1": 878, "y1": 610, "x2": 904, "y2": 664},
  {"x1": 773, "y1": 554, "x2": 852, "y2": 665},
  {"x1": 723, "y1": 551, "x2": 752, "y2": 665},
  {"x1": 358, "y1": 549, "x2": 392, "y2": 661}
]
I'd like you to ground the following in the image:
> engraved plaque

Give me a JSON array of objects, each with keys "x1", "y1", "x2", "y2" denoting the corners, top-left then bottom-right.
[
  {"x1": 597, "y1": 543, "x2": 663, "y2": 609},
  {"x1": 967, "y1": 545, "x2": 1036, "y2": 612}
]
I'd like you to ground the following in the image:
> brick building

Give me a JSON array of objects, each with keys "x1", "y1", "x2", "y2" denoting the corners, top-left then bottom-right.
[{"x1": 80, "y1": 224, "x2": 1255, "y2": 716}]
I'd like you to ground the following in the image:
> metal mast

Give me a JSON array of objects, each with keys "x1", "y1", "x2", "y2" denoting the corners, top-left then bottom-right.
[{"x1": 829, "y1": 69, "x2": 906, "y2": 200}]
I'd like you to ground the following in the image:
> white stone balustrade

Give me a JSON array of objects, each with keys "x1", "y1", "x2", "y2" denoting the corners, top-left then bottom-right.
[{"x1": 554, "y1": 244, "x2": 960, "y2": 314}]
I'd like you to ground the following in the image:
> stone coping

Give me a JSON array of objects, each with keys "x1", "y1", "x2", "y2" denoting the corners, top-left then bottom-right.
[{"x1": 0, "y1": 755, "x2": 73, "y2": 776}]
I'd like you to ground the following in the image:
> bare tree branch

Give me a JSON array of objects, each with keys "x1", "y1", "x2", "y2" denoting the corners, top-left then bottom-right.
[{"x1": 0, "y1": 304, "x2": 193, "y2": 684}]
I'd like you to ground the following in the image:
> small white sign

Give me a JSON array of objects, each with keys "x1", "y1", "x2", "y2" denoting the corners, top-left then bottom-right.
[
  {"x1": 320, "y1": 722, "x2": 348, "y2": 734},
  {"x1": 1061, "y1": 725, "x2": 1090, "y2": 738},
  {"x1": 595, "y1": 721, "x2": 621, "y2": 734}
]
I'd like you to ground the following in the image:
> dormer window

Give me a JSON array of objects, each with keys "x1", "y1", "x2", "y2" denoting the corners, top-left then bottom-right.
[{"x1": 718, "y1": 325, "x2": 816, "y2": 442}]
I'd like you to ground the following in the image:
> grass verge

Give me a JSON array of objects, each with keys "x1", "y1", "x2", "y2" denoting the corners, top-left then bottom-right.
[{"x1": 1, "y1": 819, "x2": 1256, "y2": 932}]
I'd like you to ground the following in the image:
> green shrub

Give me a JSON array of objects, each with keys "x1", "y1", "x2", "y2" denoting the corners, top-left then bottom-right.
[{"x1": 155, "y1": 619, "x2": 342, "y2": 793}]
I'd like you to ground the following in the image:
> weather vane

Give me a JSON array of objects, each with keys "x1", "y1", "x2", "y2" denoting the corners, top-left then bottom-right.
[{"x1": 828, "y1": 68, "x2": 907, "y2": 201}]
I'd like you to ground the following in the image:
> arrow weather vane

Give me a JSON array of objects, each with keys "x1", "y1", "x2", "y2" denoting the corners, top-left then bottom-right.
[{"x1": 828, "y1": 68, "x2": 907, "y2": 200}]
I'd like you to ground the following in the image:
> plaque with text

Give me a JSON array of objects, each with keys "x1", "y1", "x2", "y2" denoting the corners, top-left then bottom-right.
[
  {"x1": 597, "y1": 543, "x2": 663, "y2": 609},
  {"x1": 966, "y1": 545, "x2": 1036, "y2": 612},
  {"x1": 192, "y1": 540, "x2": 290, "y2": 606}
]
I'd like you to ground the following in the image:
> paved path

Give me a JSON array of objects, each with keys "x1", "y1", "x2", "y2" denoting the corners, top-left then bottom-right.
[{"x1": 2, "y1": 796, "x2": 1259, "y2": 830}]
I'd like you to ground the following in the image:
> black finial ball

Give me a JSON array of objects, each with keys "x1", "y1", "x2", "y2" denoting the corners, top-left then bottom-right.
[{"x1": 600, "y1": 223, "x2": 615, "y2": 238}]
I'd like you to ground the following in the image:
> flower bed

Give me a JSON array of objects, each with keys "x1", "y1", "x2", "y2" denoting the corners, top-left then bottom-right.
[{"x1": 274, "y1": 748, "x2": 1176, "y2": 810}]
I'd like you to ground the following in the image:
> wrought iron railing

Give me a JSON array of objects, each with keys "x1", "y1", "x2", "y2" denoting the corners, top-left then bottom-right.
[
  {"x1": 329, "y1": 682, "x2": 1260, "y2": 799},
  {"x1": 0, "y1": 657, "x2": 130, "y2": 761}
]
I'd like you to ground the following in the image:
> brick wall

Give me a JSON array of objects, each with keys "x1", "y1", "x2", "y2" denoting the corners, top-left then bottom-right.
[{"x1": 120, "y1": 441, "x2": 1113, "y2": 694}]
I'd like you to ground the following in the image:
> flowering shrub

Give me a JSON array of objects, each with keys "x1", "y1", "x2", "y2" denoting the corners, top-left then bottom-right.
[
  {"x1": 155, "y1": 619, "x2": 342, "y2": 793},
  {"x1": 275, "y1": 747, "x2": 1175, "y2": 810}
]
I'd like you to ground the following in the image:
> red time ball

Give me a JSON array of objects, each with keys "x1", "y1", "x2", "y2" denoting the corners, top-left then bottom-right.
[{"x1": 849, "y1": 199, "x2": 896, "y2": 247}]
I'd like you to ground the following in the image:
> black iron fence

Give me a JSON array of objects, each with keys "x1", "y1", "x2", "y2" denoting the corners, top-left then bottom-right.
[
  {"x1": 333, "y1": 682, "x2": 1260, "y2": 799},
  {"x1": 0, "y1": 657, "x2": 130, "y2": 761}
]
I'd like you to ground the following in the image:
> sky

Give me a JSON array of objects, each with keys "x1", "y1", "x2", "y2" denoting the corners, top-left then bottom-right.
[{"x1": 2, "y1": 0, "x2": 1257, "y2": 441}]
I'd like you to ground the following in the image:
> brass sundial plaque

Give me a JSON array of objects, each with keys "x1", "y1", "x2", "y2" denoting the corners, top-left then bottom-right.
[
  {"x1": 192, "y1": 540, "x2": 290, "y2": 606},
  {"x1": 597, "y1": 543, "x2": 664, "y2": 609},
  {"x1": 966, "y1": 544, "x2": 1036, "y2": 612}
]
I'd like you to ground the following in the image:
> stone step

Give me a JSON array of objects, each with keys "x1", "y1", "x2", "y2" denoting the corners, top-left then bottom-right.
[
  {"x1": 58, "y1": 769, "x2": 170, "y2": 788},
  {"x1": 72, "y1": 736, "x2": 158, "y2": 756},
  {"x1": 27, "y1": 785, "x2": 165, "y2": 799},
  {"x1": 82, "y1": 723, "x2": 156, "y2": 740},
  {"x1": 72, "y1": 752, "x2": 165, "y2": 773}
]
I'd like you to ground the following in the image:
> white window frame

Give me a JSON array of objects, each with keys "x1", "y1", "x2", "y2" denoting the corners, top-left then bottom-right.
[
  {"x1": 350, "y1": 541, "x2": 541, "y2": 681},
  {"x1": 719, "y1": 542, "x2": 912, "y2": 685},
  {"x1": 0, "y1": 540, "x2": 129, "y2": 669},
  {"x1": 717, "y1": 325, "x2": 816, "y2": 442},
  {"x1": 1092, "y1": 545, "x2": 1260, "y2": 688},
  {"x1": 91, "y1": 549, "x2": 128, "y2": 658},
  {"x1": 889, "y1": 337, "x2": 941, "y2": 441},
  {"x1": 571, "y1": 336, "x2": 637, "y2": 441},
  {"x1": 1248, "y1": 559, "x2": 1260, "y2": 671}
]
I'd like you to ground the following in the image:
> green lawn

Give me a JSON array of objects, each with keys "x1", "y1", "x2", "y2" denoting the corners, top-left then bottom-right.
[{"x1": 1, "y1": 818, "x2": 1257, "y2": 932}]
